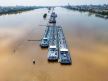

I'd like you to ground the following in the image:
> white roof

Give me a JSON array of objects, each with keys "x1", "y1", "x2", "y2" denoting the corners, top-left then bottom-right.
[
  {"x1": 48, "y1": 53, "x2": 57, "y2": 57},
  {"x1": 43, "y1": 37, "x2": 48, "y2": 39},
  {"x1": 60, "y1": 48, "x2": 68, "y2": 52},
  {"x1": 49, "y1": 45, "x2": 56, "y2": 48}
]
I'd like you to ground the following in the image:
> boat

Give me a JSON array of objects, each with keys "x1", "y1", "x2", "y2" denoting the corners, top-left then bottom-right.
[
  {"x1": 49, "y1": 17, "x2": 56, "y2": 23},
  {"x1": 33, "y1": 59, "x2": 35, "y2": 64},
  {"x1": 50, "y1": 12, "x2": 57, "y2": 18},
  {"x1": 59, "y1": 48, "x2": 71, "y2": 64},
  {"x1": 43, "y1": 13, "x2": 47, "y2": 19},
  {"x1": 48, "y1": 12, "x2": 57, "y2": 23},
  {"x1": 40, "y1": 26, "x2": 51, "y2": 48},
  {"x1": 48, "y1": 25, "x2": 58, "y2": 61},
  {"x1": 40, "y1": 37, "x2": 49, "y2": 48},
  {"x1": 48, "y1": 45, "x2": 58, "y2": 61},
  {"x1": 58, "y1": 26, "x2": 72, "y2": 64}
]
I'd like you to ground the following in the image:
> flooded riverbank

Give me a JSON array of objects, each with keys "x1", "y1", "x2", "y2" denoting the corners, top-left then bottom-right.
[
  {"x1": 0, "y1": 6, "x2": 43, "y2": 16},
  {"x1": 0, "y1": 7, "x2": 108, "y2": 81}
]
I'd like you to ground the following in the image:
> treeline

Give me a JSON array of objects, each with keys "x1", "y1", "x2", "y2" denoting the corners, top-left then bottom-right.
[
  {"x1": 64, "y1": 4, "x2": 108, "y2": 18},
  {"x1": 0, "y1": 6, "x2": 43, "y2": 15}
]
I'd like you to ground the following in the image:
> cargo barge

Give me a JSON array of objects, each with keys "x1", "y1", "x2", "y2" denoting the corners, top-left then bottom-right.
[
  {"x1": 48, "y1": 25, "x2": 58, "y2": 61},
  {"x1": 58, "y1": 26, "x2": 72, "y2": 65}
]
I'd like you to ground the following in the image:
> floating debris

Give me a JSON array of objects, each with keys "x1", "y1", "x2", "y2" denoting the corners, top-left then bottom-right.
[{"x1": 33, "y1": 59, "x2": 35, "y2": 64}]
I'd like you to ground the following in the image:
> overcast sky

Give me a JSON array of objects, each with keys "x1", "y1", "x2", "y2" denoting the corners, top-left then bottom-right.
[{"x1": 0, "y1": 0, "x2": 108, "y2": 6}]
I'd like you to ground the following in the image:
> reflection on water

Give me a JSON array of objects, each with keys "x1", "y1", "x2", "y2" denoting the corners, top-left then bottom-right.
[
  {"x1": 0, "y1": 7, "x2": 108, "y2": 81},
  {"x1": 0, "y1": 11, "x2": 28, "y2": 16}
]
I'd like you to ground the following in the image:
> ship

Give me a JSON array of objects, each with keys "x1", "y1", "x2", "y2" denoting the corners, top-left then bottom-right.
[
  {"x1": 40, "y1": 25, "x2": 51, "y2": 48},
  {"x1": 58, "y1": 26, "x2": 72, "y2": 64},
  {"x1": 48, "y1": 25, "x2": 58, "y2": 61}
]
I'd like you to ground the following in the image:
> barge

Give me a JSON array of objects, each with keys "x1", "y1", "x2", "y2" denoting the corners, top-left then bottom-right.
[
  {"x1": 40, "y1": 11, "x2": 72, "y2": 65},
  {"x1": 58, "y1": 26, "x2": 72, "y2": 64},
  {"x1": 40, "y1": 25, "x2": 51, "y2": 48},
  {"x1": 48, "y1": 25, "x2": 58, "y2": 61}
]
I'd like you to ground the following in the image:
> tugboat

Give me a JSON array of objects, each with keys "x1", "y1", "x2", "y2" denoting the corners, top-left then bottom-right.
[
  {"x1": 49, "y1": 12, "x2": 57, "y2": 23},
  {"x1": 43, "y1": 13, "x2": 47, "y2": 19},
  {"x1": 40, "y1": 37, "x2": 49, "y2": 48},
  {"x1": 49, "y1": 17, "x2": 56, "y2": 23},
  {"x1": 33, "y1": 59, "x2": 35, "y2": 64},
  {"x1": 48, "y1": 7, "x2": 51, "y2": 11},
  {"x1": 50, "y1": 12, "x2": 57, "y2": 18}
]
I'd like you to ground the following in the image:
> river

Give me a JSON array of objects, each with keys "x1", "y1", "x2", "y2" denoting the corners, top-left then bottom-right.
[{"x1": 0, "y1": 7, "x2": 108, "y2": 81}]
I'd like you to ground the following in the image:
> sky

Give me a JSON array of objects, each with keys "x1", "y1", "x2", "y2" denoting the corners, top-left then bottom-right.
[{"x1": 0, "y1": 0, "x2": 108, "y2": 6}]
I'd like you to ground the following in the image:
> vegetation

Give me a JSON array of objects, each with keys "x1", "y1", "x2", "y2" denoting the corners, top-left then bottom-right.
[
  {"x1": 64, "y1": 4, "x2": 108, "y2": 19},
  {"x1": 0, "y1": 6, "x2": 43, "y2": 15}
]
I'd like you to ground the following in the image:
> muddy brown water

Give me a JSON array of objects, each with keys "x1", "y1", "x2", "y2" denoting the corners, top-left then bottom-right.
[{"x1": 0, "y1": 7, "x2": 108, "y2": 81}]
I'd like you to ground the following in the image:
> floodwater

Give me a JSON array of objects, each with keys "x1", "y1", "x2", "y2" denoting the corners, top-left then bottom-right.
[{"x1": 0, "y1": 7, "x2": 108, "y2": 81}]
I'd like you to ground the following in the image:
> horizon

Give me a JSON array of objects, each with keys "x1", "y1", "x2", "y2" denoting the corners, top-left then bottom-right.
[{"x1": 0, "y1": 0, "x2": 107, "y2": 6}]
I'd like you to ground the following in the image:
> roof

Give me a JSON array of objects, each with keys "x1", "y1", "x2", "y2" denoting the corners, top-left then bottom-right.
[
  {"x1": 60, "y1": 48, "x2": 68, "y2": 52},
  {"x1": 43, "y1": 37, "x2": 48, "y2": 39},
  {"x1": 49, "y1": 45, "x2": 56, "y2": 48}
]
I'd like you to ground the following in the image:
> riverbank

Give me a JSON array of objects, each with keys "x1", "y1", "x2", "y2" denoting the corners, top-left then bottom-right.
[
  {"x1": 0, "y1": 6, "x2": 44, "y2": 15},
  {"x1": 64, "y1": 4, "x2": 108, "y2": 19}
]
